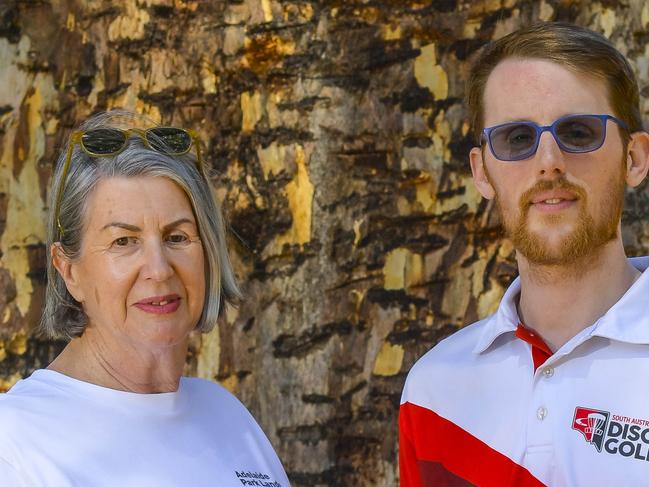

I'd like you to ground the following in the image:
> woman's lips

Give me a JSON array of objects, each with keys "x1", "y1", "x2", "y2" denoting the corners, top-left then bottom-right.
[{"x1": 134, "y1": 294, "x2": 181, "y2": 314}]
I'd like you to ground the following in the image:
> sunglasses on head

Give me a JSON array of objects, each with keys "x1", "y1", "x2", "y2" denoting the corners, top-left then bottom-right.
[
  {"x1": 55, "y1": 127, "x2": 203, "y2": 236},
  {"x1": 482, "y1": 114, "x2": 628, "y2": 162}
]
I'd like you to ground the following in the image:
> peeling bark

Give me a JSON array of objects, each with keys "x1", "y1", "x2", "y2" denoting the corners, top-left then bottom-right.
[{"x1": 1, "y1": 1, "x2": 649, "y2": 485}]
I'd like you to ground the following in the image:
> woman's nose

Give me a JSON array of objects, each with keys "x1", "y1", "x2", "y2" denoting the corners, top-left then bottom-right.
[{"x1": 141, "y1": 241, "x2": 174, "y2": 281}]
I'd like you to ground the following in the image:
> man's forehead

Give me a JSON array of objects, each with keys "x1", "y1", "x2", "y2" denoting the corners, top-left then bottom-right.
[{"x1": 483, "y1": 57, "x2": 612, "y2": 123}]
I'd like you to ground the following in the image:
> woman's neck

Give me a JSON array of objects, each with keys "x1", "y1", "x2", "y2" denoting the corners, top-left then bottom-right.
[{"x1": 47, "y1": 328, "x2": 188, "y2": 393}]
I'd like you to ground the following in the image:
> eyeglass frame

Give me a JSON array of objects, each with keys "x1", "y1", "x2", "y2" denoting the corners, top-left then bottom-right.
[
  {"x1": 54, "y1": 127, "x2": 203, "y2": 236},
  {"x1": 481, "y1": 113, "x2": 629, "y2": 162}
]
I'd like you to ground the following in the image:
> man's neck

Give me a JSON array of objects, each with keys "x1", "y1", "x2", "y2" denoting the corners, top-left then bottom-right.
[{"x1": 516, "y1": 238, "x2": 640, "y2": 352}]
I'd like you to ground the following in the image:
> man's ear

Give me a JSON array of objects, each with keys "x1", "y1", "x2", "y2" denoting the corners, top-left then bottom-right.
[
  {"x1": 470, "y1": 146, "x2": 496, "y2": 199},
  {"x1": 51, "y1": 244, "x2": 84, "y2": 303},
  {"x1": 625, "y1": 131, "x2": 649, "y2": 188}
]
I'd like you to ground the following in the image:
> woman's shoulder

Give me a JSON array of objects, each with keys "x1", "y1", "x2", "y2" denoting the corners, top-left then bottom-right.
[
  {"x1": 0, "y1": 371, "x2": 63, "y2": 427},
  {"x1": 0, "y1": 374, "x2": 50, "y2": 462},
  {"x1": 180, "y1": 377, "x2": 262, "y2": 425},
  {"x1": 0, "y1": 392, "x2": 24, "y2": 428},
  {"x1": 0, "y1": 373, "x2": 47, "y2": 411},
  {"x1": 180, "y1": 377, "x2": 245, "y2": 407}
]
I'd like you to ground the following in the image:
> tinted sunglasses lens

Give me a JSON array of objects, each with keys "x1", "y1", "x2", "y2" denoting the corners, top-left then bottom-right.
[
  {"x1": 81, "y1": 129, "x2": 127, "y2": 155},
  {"x1": 147, "y1": 128, "x2": 192, "y2": 154},
  {"x1": 556, "y1": 116, "x2": 604, "y2": 152},
  {"x1": 490, "y1": 123, "x2": 537, "y2": 160}
]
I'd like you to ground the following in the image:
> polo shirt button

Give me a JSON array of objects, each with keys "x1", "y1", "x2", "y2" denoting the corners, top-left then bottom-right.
[
  {"x1": 542, "y1": 366, "x2": 554, "y2": 378},
  {"x1": 537, "y1": 407, "x2": 548, "y2": 421}
]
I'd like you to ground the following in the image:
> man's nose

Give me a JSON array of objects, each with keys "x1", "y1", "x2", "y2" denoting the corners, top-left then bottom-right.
[
  {"x1": 534, "y1": 130, "x2": 567, "y2": 177},
  {"x1": 142, "y1": 241, "x2": 174, "y2": 281}
]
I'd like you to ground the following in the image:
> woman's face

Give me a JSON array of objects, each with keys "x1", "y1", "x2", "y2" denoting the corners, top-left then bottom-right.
[{"x1": 59, "y1": 176, "x2": 206, "y2": 350}]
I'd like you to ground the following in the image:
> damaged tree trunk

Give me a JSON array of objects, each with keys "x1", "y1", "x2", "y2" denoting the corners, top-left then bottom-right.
[{"x1": 2, "y1": 1, "x2": 649, "y2": 485}]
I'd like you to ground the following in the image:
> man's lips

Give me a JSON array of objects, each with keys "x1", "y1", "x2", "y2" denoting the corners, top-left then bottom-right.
[
  {"x1": 530, "y1": 190, "x2": 578, "y2": 205},
  {"x1": 528, "y1": 190, "x2": 579, "y2": 211},
  {"x1": 134, "y1": 294, "x2": 181, "y2": 314}
]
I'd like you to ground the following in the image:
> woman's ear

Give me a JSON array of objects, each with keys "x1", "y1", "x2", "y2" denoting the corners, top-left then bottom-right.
[
  {"x1": 51, "y1": 244, "x2": 84, "y2": 303},
  {"x1": 625, "y1": 131, "x2": 649, "y2": 188},
  {"x1": 470, "y1": 147, "x2": 496, "y2": 199}
]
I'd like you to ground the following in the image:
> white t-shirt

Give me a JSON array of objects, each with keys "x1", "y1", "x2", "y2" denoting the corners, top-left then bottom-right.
[{"x1": 0, "y1": 370, "x2": 290, "y2": 486}]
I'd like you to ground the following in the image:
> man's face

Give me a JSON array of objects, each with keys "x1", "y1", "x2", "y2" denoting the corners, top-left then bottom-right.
[{"x1": 470, "y1": 58, "x2": 627, "y2": 266}]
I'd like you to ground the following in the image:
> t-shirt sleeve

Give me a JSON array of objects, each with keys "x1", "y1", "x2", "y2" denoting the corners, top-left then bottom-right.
[
  {"x1": 399, "y1": 402, "x2": 423, "y2": 487},
  {"x1": 0, "y1": 456, "x2": 26, "y2": 487}
]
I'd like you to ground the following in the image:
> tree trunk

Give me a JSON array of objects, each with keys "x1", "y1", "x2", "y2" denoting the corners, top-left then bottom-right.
[{"x1": 1, "y1": 1, "x2": 649, "y2": 485}]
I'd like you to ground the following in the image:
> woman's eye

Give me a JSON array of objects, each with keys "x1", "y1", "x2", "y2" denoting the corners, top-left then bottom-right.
[
  {"x1": 114, "y1": 236, "x2": 135, "y2": 247},
  {"x1": 167, "y1": 233, "x2": 189, "y2": 244}
]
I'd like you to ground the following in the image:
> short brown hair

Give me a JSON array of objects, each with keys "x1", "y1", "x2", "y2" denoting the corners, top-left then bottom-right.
[{"x1": 466, "y1": 22, "x2": 642, "y2": 144}]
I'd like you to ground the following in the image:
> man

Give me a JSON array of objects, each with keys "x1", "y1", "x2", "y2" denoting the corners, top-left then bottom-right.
[{"x1": 399, "y1": 22, "x2": 649, "y2": 486}]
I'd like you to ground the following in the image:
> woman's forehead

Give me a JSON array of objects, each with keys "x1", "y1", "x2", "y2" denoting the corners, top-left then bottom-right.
[{"x1": 84, "y1": 176, "x2": 196, "y2": 230}]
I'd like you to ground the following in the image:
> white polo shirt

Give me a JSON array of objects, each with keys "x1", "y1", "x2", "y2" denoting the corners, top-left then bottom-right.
[{"x1": 400, "y1": 257, "x2": 649, "y2": 487}]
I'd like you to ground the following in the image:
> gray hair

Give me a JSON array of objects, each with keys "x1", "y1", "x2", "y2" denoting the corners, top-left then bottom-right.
[{"x1": 41, "y1": 110, "x2": 240, "y2": 340}]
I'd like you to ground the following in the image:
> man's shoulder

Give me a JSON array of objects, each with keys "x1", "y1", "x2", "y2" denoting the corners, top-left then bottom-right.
[
  {"x1": 401, "y1": 315, "x2": 495, "y2": 407},
  {"x1": 409, "y1": 316, "x2": 493, "y2": 375}
]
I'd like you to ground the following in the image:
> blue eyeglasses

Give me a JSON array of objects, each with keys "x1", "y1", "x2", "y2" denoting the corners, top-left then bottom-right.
[{"x1": 482, "y1": 114, "x2": 628, "y2": 162}]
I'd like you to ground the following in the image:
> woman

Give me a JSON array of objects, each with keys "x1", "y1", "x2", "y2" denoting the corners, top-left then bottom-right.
[{"x1": 0, "y1": 111, "x2": 290, "y2": 486}]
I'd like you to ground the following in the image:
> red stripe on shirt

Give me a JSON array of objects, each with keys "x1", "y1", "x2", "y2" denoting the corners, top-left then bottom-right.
[
  {"x1": 399, "y1": 401, "x2": 546, "y2": 487},
  {"x1": 515, "y1": 324, "x2": 552, "y2": 372}
]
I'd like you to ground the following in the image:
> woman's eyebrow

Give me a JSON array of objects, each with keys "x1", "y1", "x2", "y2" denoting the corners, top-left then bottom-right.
[
  {"x1": 100, "y1": 222, "x2": 140, "y2": 232},
  {"x1": 162, "y1": 218, "x2": 195, "y2": 232},
  {"x1": 99, "y1": 218, "x2": 195, "y2": 233}
]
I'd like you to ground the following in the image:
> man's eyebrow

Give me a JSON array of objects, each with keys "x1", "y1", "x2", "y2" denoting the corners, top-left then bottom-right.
[
  {"x1": 497, "y1": 118, "x2": 532, "y2": 123},
  {"x1": 100, "y1": 218, "x2": 195, "y2": 232}
]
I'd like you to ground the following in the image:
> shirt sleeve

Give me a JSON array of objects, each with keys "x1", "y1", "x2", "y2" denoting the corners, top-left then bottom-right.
[
  {"x1": 399, "y1": 403, "x2": 423, "y2": 487},
  {"x1": 0, "y1": 456, "x2": 26, "y2": 487}
]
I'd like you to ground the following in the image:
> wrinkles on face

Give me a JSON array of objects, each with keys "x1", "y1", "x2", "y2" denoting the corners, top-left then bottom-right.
[{"x1": 71, "y1": 176, "x2": 206, "y2": 351}]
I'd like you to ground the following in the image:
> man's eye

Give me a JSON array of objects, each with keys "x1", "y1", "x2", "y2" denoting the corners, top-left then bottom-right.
[
  {"x1": 558, "y1": 123, "x2": 595, "y2": 144},
  {"x1": 507, "y1": 128, "x2": 534, "y2": 146}
]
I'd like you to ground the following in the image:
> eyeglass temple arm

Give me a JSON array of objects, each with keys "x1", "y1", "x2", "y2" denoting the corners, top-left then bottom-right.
[
  {"x1": 55, "y1": 133, "x2": 82, "y2": 236},
  {"x1": 186, "y1": 129, "x2": 204, "y2": 174}
]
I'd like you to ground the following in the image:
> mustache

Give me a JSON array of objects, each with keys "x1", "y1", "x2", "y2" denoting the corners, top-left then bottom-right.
[{"x1": 519, "y1": 178, "x2": 586, "y2": 210}]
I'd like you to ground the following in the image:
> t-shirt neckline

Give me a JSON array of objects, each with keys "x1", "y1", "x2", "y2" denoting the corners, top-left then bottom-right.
[{"x1": 25, "y1": 369, "x2": 187, "y2": 415}]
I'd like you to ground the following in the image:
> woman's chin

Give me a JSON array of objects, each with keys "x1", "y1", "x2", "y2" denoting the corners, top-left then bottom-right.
[{"x1": 127, "y1": 322, "x2": 194, "y2": 350}]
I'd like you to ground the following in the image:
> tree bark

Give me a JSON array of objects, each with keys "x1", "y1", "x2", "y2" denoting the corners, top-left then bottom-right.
[{"x1": 1, "y1": 1, "x2": 649, "y2": 485}]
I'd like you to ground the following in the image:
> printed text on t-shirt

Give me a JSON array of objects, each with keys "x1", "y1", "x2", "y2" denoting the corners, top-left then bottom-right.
[{"x1": 235, "y1": 470, "x2": 283, "y2": 486}]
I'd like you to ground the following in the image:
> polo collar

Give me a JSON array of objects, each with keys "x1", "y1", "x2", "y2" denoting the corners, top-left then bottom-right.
[
  {"x1": 472, "y1": 256, "x2": 649, "y2": 355},
  {"x1": 472, "y1": 276, "x2": 521, "y2": 354}
]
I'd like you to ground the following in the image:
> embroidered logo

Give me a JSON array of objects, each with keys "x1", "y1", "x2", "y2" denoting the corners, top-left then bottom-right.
[
  {"x1": 572, "y1": 406, "x2": 649, "y2": 461},
  {"x1": 572, "y1": 407, "x2": 609, "y2": 452}
]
